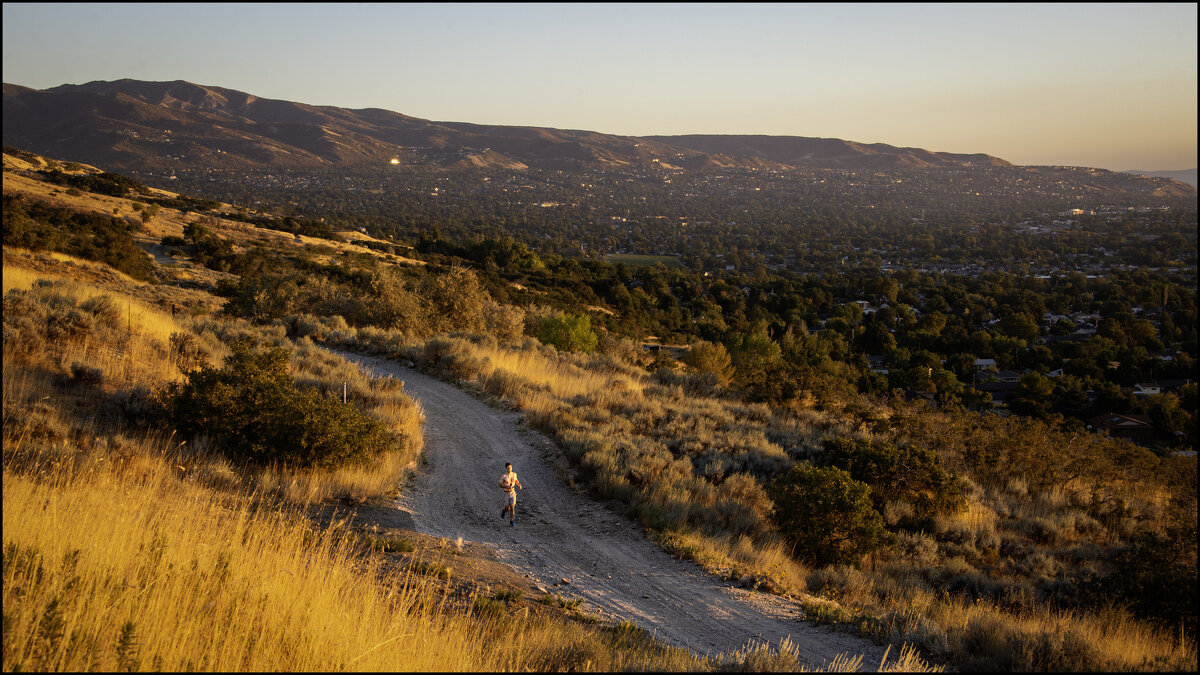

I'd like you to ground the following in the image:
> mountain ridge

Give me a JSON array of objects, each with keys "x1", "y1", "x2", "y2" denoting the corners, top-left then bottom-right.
[
  {"x1": 1123, "y1": 168, "x2": 1198, "y2": 188},
  {"x1": 5, "y1": 78, "x2": 1012, "y2": 174}
]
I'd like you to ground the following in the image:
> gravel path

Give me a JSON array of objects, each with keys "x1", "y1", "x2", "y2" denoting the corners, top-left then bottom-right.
[{"x1": 334, "y1": 350, "x2": 892, "y2": 669}]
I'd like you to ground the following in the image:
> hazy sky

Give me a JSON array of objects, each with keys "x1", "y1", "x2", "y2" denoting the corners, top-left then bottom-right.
[{"x1": 3, "y1": 3, "x2": 1196, "y2": 170}]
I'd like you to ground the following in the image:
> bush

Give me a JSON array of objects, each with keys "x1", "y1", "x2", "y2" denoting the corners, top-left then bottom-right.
[
  {"x1": 159, "y1": 345, "x2": 393, "y2": 469},
  {"x1": 537, "y1": 314, "x2": 598, "y2": 353},
  {"x1": 765, "y1": 462, "x2": 890, "y2": 567},
  {"x1": 2, "y1": 194, "x2": 156, "y2": 281},
  {"x1": 683, "y1": 340, "x2": 733, "y2": 385},
  {"x1": 36, "y1": 169, "x2": 149, "y2": 197},
  {"x1": 821, "y1": 437, "x2": 966, "y2": 528},
  {"x1": 1078, "y1": 522, "x2": 1197, "y2": 633}
]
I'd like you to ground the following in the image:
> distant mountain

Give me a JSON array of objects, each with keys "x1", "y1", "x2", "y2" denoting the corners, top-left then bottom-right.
[
  {"x1": 3, "y1": 79, "x2": 1195, "y2": 207},
  {"x1": 4, "y1": 78, "x2": 1011, "y2": 174},
  {"x1": 1123, "y1": 169, "x2": 1197, "y2": 188},
  {"x1": 1, "y1": 79, "x2": 758, "y2": 173},
  {"x1": 644, "y1": 134, "x2": 1010, "y2": 170}
]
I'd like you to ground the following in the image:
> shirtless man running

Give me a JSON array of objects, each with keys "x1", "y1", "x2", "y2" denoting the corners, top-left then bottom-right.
[{"x1": 498, "y1": 462, "x2": 523, "y2": 527}]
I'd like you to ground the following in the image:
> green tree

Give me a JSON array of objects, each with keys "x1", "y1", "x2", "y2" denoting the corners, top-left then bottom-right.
[
  {"x1": 183, "y1": 219, "x2": 211, "y2": 244},
  {"x1": 765, "y1": 462, "x2": 890, "y2": 567},
  {"x1": 1079, "y1": 523, "x2": 1197, "y2": 634},
  {"x1": 538, "y1": 313, "x2": 599, "y2": 353},
  {"x1": 683, "y1": 340, "x2": 733, "y2": 385},
  {"x1": 1010, "y1": 372, "x2": 1056, "y2": 418},
  {"x1": 140, "y1": 203, "x2": 161, "y2": 225},
  {"x1": 726, "y1": 329, "x2": 783, "y2": 385},
  {"x1": 821, "y1": 438, "x2": 965, "y2": 528}
]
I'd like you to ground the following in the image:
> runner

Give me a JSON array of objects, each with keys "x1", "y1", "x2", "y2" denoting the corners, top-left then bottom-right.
[{"x1": 498, "y1": 461, "x2": 523, "y2": 526}]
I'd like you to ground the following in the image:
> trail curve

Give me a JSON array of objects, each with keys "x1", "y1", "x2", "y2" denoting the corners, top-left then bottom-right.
[{"x1": 334, "y1": 350, "x2": 892, "y2": 668}]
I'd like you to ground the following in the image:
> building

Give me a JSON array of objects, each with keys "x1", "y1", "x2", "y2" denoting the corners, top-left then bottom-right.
[{"x1": 1087, "y1": 413, "x2": 1155, "y2": 442}]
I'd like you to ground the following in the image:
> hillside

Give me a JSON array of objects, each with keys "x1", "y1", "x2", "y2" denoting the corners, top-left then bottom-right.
[
  {"x1": 5, "y1": 78, "x2": 1009, "y2": 173},
  {"x1": 3, "y1": 148, "x2": 1195, "y2": 671},
  {"x1": 1124, "y1": 168, "x2": 1199, "y2": 188},
  {"x1": 2, "y1": 79, "x2": 743, "y2": 172},
  {"x1": 1, "y1": 146, "x2": 930, "y2": 672},
  {"x1": 7, "y1": 79, "x2": 1194, "y2": 278},
  {"x1": 645, "y1": 134, "x2": 1010, "y2": 170}
]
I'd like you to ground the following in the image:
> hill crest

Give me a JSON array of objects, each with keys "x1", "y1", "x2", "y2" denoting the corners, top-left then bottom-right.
[{"x1": 5, "y1": 78, "x2": 1011, "y2": 173}]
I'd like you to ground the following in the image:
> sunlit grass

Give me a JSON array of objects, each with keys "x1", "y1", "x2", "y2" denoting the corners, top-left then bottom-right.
[
  {"x1": 1, "y1": 434, "x2": 715, "y2": 672},
  {"x1": 1, "y1": 261, "x2": 716, "y2": 672},
  {"x1": 361, "y1": 329, "x2": 1196, "y2": 672},
  {"x1": 474, "y1": 341, "x2": 647, "y2": 401},
  {"x1": 2, "y1": 272, "x2": 423, "y2": 506}
]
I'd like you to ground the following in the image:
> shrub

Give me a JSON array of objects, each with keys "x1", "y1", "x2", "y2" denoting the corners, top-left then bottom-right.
[
  {"x1": 69, "y1": 362, "x2": 103, "y2": 385},
  {"x1": 482, "y1": 299, "x2": 525, "y2": 343},
  {"x1": 765, "y1": 462, "x2": 890, "y2": 567},
  {"x1": 821, "y1": 437, "x2": 966, "y2": 528},
  {"x1": 168, "y1": 332, "x2": 209, "y2": 372},
  {"x1": 683, "y1": 340, "x2": 733, "y2": 386},
  {"x1": 422, "y1": 266, "x2": 487, "y2": 335},
  {"x1": 725, "y1": 330, "x2": 783, "y2": 386},
  {"x1": 159, "y1": 345, "x2": 393, "y2": 469},
  {"x1": 1078, "y1": 522, "x2": 1197, "y2": 633},
  {"x1": 537, "y1": 314, "x2": 598, "y2": 353},
  {"x1": 2, "y1": 195, "x2": 156, "y2": 281}
]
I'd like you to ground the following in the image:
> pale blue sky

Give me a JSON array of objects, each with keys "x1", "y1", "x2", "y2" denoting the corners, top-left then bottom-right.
[{"x1": 3, "y1": 3, "x2": 1196, "y2": 170}]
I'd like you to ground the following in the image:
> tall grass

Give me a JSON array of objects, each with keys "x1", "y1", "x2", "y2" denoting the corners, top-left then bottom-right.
[
  {"x1": 2, "y1": 256, "x2": 720, "y2": 672},
  {"x1": 1, "y1": 297, "x2": 891, "y2": 673},
  {"x1": 336, "y1": 325, "x2": 1196, "y2": 672},
  {"x1": 1, "y1": 431, "x2": 715, "y2": 671},
  {"x1": 2, "y1": 263, "x2": 421, "y2": 506}
]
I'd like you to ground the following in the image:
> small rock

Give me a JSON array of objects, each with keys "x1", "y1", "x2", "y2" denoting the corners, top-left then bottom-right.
[
  {"x1": 642, "y1": 594, "x2": 651, "y2": 599},
  {"x1": 560, "y1": 577, "x2": 571, "y2": 585},
  {"x1": 535, "y1": 585, "x2": 548, "y2": 594}
]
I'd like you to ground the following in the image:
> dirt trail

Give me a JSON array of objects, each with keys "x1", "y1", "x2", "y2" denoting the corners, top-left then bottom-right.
[{"x1": 335, "y1": 350, "x2": 892, "y2": 668}]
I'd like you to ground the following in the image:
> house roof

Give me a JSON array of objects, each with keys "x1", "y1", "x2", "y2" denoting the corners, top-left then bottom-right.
[{"x1": 1088, "y1": 413, "x2": 1153, "y2": 429}]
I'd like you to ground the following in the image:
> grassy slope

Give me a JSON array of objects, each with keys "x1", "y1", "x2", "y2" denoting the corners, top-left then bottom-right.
[
  {"x1": 332, "y1": 328, "x2": 1196, "y2": 672},
  {"x1": 9, "y1": 147, "x2": 1193, "y2": 671},
  {"x1": 3, "y1": 152, "x2": 936, "y2": 671}
]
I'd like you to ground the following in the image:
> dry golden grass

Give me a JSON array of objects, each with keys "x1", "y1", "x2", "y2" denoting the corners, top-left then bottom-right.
[
  {"x1": 3, "y1": 263, "x2": 66, "y2": 293},
  {"x1": 361, "y1": 330, "x2": 1196, "y2": 673},
  {"x1": 2, "y1": 266, "x2": 423, "y2": 506},
  {"x1": 921, "y1": 594, "x2": 1195, "y2": 671},
  {"x1": 656, "y1": 529, "x2": 810, "y2": 596},
  {"x1": 4, "y1": 251, "x2": 149, "y2": 295},
  {"x1": 473, "y1": 339, "x2": 647, "y2": 401},
  {"x1": 3, "y1": 272, "x2": 182, "y2": 393},
  {"x1": 1, "y1": 435, "x2": 714, "y2": 672}
]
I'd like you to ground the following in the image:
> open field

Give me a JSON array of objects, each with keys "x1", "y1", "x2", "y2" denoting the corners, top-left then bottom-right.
[{"x1": 605, "y1": 253, "x2": 684, "y2": 268}]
